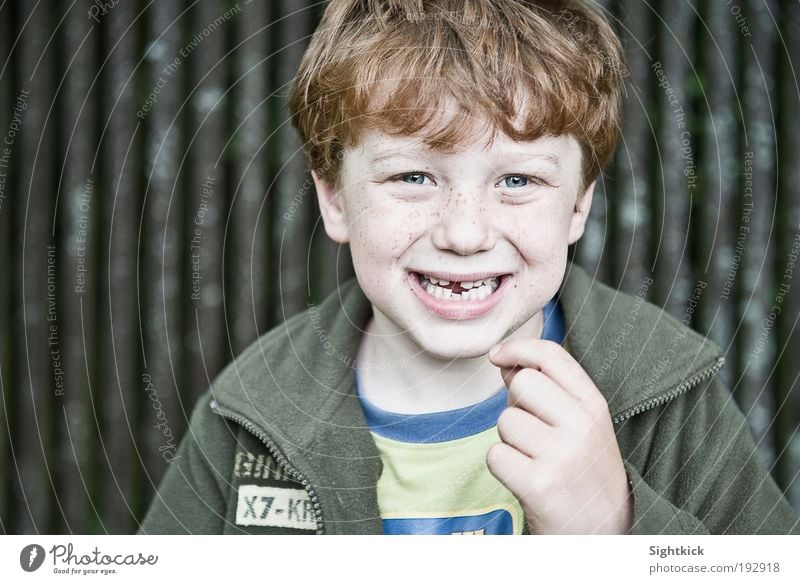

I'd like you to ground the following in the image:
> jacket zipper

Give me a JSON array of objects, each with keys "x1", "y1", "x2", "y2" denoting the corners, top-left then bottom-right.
[
  {"x1": 612, "y1": 356, "x2": 726, "y2": 424},
  {"x1": 209, "y1": 399, "x2": 325, "y2": 535}
]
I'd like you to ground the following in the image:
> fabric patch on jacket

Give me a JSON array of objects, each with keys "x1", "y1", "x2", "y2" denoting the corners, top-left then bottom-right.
[
  {"x1": 235, "y1": 484, "x2": 316, "y2": 530},
  {"x1": 233, "y1": 449, "x2": 295, "y2": 482}
]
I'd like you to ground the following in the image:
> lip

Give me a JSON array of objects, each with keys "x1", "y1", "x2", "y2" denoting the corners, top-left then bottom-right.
[{"x1": 407, "y1": 270, "x2": 514, "y2": 320}]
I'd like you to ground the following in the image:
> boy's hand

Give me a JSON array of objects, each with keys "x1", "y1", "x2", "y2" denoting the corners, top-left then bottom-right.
[{"x1": 486, "y1": 339, "x2": 633, "y2": 534}]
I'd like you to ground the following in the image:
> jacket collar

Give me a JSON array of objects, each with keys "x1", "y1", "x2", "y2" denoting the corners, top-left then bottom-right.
[
  {"x1": 556, "y1": 262, "x2": 723, "y2": 421},
  {"x1": 211, "y1": 261, "x2": 723, "y2": 533}
]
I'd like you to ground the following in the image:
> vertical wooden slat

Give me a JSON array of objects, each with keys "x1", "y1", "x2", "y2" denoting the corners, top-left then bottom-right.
[
  {"x1": 185, "y1": 0, "x2": 231, "y2": 408},
  {"x1": 0, "y1": 4, "x2": 19, "y2": 534},
  {"x1": 97, "y1": 1, "x2": 143, "y2": 534},
  {"x1": 0, "y1": 0, "x2": 13, "y2": 534},
  {"x1": 14, "y1": 0, "x2": 57, "y2": 533},
  {"x1": 57, "y1": 0, "x2": 99, "y2": 535},
  {"x1": 736, "y1": 0, "x2": 779, "y2": 466},
  {"x1": 614, "y1": 0, "x2": 654, "y2": 292},
  {"x1": 230, "y1": 0, "x2": 270, "y2": 354},
  {"x1": 697, "y1": 0, "x2": 740, "y2": 392},
  {"x1": 273, "y1": 0, "x2": 313, "y2": 321},
  {"x1": 652, "y1": 0, "x2": 694, "y2": 315},
  {"x1": 138, "y1": 0, "x2": 185, "y2": 516},
  {"x1": 775, "y1": 0, "x2": 800, "y2": 504},
  {"x1": 574, "y1": 0, "x2": 614, "y2": 282}
]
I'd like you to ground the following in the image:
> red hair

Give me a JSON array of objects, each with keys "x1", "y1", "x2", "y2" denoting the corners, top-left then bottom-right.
[{"x1": 289, "y1": 0, "x2": 628, "y2": 191}]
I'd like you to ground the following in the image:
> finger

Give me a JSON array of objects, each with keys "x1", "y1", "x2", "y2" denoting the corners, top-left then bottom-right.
[
  {"x1": 498, "y1": 364, "x2": 522, "y2": 389},
  {"x1": 496, "y1": 406, "x2": 552, "y2": 458},
  {"x1": 486, "y1": 442, "x2": 538, "y2": 501},
  {"x1": 506, "y1": 367, "x2": 577, "y2": 426},
  {"x1": 490, "y1": 338, "x2": 596, "y2": 402}
]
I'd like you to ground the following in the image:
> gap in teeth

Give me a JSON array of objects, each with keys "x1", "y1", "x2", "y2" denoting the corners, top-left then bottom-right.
[{"x1": 418, "y1": 273, "x2": 501, "y2": 301}]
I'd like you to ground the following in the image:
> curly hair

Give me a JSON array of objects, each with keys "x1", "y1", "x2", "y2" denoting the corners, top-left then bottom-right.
[{"x1": 289, "y1": 0, "x2": 628, "y2": 192}]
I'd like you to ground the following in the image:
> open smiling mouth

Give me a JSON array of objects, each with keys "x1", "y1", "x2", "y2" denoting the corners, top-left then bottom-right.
[
  {"x1": 407, "y1": 270, "x2": 514, "y2": 319},
  {"x1": 415, "y1": 273, "x2": 502, "y2": 301}
]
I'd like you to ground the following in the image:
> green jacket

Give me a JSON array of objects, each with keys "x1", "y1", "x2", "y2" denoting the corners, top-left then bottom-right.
[{"x1": 138, "y1": 262, "x2": 800, "y2": 534}]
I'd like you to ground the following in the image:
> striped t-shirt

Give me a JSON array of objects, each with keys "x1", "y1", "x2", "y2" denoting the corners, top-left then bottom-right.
[{"x1": 355, "y1": 294, "x2": 567, "y2": 535}]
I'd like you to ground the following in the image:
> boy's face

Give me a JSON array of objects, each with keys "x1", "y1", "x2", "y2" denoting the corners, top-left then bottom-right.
[{"x1": 313, "y1": 122, "x2": 595, "y2": 360}]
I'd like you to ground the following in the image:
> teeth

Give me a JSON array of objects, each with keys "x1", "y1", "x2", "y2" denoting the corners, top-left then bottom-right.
[
  {"x1": 418, "y1": 273, "x2": 503, "y2": 302},
  {"x1": 422, "y1": 276, "x2": 450, "y2": 286},
  {"x1": 428, "y1": 276, "x2": 450, "y2": 286},
  {"x1": 421, "y1": 276, "x2": 500, "y2": 301},
  {"x1": 470, "y1": 288, "x2": 484, "y2": 301}
]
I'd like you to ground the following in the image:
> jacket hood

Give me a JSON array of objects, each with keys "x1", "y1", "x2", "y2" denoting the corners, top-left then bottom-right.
[{"x1": 208, "y1": 261, "x2": 724, "y2": 531}]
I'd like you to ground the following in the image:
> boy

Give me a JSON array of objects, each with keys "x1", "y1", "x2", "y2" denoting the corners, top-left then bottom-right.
[{"x1": 139, "y1": 0, "x2": 799, "y2": 534}]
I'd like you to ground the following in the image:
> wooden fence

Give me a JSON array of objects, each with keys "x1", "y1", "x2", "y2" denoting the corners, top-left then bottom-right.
[{"x1": 0, "y1": 0, "x2": 797, "y2": 534}]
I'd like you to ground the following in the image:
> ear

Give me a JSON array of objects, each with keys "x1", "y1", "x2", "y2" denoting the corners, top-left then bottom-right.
[
  {"x1": 567, "y1": 180, "x2": 595, "y2": 245},
  {"x1": 312, "y1": 170, "x2": 350, "y2": 244}
]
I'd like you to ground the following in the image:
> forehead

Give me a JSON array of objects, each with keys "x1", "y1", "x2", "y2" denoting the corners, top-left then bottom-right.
[{"x1": 349, "y1": 127, "x2": 582, "y2": 167}]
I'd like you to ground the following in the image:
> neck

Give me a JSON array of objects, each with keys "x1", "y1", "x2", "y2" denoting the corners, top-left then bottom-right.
[{"x1": 356, "y1": 309, "x2": 544, "y2": 414}]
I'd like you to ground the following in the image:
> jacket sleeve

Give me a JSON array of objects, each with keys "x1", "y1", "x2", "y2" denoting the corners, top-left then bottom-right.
[
  {"x1": 620, "y1": 374, "x2": 800, "y2": 535},
  {"x1": 136, "y1": 392, "x2": 232, "y2": 534}
]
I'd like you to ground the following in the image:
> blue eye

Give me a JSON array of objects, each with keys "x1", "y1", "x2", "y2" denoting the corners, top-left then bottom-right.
[
  {"x1": 502, "y1": 175, "x2": 531, "y2": 188},
  {"x1": 399, "y1": 173, "x2": 430, "y2": 185}
]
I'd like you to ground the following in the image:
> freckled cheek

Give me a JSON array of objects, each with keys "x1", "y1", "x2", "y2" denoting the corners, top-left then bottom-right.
[
  {"x1": 500, "y1": 216, "x2": 560, "y2": 248},
  {"x1": 349, "y1": 205, "x2": 426, "y2": 258},
  {"x1": 498, "y1": 216, "x2": 571, "y2": 267}
]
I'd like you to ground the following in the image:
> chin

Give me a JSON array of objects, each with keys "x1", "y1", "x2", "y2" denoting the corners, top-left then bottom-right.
[{"x1": 411, "y1": 331, "x2": 495, "y2": 361}]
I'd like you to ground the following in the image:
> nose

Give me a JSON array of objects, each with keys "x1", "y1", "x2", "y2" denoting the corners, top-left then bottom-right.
[{"x1": 430, "y1": 188, "x2": 495, "y2": 255}]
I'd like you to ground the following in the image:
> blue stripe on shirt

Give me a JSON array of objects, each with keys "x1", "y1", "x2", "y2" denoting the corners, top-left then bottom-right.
[{"x1": 355, "y1": 294, "x2": 566, "y2": 443}]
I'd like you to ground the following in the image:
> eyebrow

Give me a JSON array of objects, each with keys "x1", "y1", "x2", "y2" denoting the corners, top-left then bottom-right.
[
  {"x1": 496, "y1": 152, "x2": 561, "y2": 167},
  {"x1": 370, "y1": 150, "x2": 562, "y2": 167},
  {"x1": 369, "y1": 149, "x2": 423, "y2": 164}
]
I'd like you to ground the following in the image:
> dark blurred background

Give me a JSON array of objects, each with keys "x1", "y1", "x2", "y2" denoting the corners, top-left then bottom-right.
[{"x1": 0, "y1": 0, "x2": 798, "y2": 534}]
